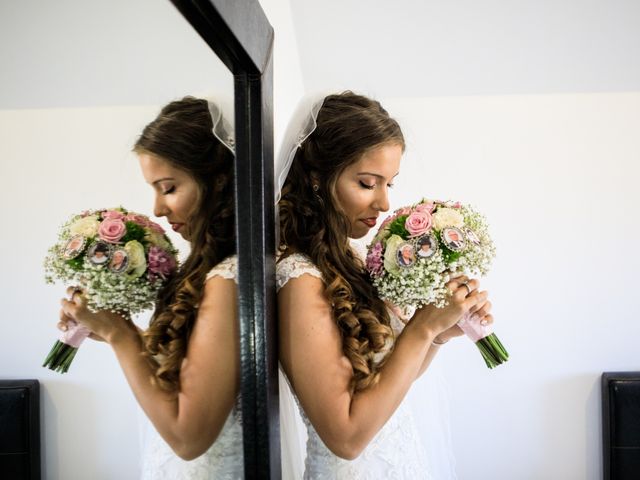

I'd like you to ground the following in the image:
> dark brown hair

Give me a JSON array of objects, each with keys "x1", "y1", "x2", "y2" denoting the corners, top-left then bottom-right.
[
  {"x1": 278, "y1": 91, "x2": 405, "y2": 391},
  {"x1": 133, "y1": 96, "x2": 235, "y2": 393}
]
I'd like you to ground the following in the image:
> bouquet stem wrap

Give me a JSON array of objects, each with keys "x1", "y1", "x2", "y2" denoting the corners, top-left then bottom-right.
[
  {"x1": 457, "y1": 313, "x2": 508, "y2": 369},
  {"x1": 42, "y1": 322, "x2": 91, "y2": 373}
]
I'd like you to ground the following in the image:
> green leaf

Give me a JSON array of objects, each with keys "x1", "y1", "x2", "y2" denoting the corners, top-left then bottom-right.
[
  {"x1": 66, "y1": 256, "x2": 84, "y2": 271},
  {"x1": 388, "y1": 215, "x2": 409, "y2": 238},
  {"x1": 121, "y1": 221, "x2": 146, "y2": 243}
]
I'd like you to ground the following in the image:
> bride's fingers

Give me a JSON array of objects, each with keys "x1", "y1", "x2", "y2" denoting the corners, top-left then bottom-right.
[
  {"x1": 469, "y1": 299, "x2": 492, "y2": 316},
  {"x1": 464, "y1": 290, "x2": 488, "y2": 309},
  {"x1": 446, "y1": 275, "x2": 469, "y2": 294},
  {"x1": 479, "y1": 313, "x2": 494, "y2": 327},
  {"x1": 66, "y1": 286, "x2": 83, "y2": 297},
  {"x1": 58, "y1": 310, "x2": 77, "y2": 331}
]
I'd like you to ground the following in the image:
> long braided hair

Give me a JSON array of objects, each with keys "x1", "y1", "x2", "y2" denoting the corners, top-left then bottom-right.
[
  {"x1": 133, "y1": 96, "x2": 235, "y2": 393},
  {"x1": 278, "y1": 91, "x2": 405, "y2": 392}
]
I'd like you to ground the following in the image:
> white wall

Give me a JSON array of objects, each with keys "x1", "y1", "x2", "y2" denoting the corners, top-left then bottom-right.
[
  {"x1": 259, "y1": 0, "x2": 305, "y2": 155},
  {"x1": 0, "y1": 106, "x2": 161, "y2": 479},
  {"x1": 378, "y1": 92, "x2": 640, "y2": 479}
]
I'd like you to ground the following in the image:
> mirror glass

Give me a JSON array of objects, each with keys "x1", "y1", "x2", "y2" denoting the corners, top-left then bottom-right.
[{"x1": 0, "y1": 1, "x2": 239, "y2": 478}]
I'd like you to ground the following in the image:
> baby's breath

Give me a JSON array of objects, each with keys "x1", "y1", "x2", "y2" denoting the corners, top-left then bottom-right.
[
  {"x1": 367, "y1": 199, "x2": 496, "y2": 309},
  {"x1": 43, "y1": 207, "x2": 178, "y2": 315}
]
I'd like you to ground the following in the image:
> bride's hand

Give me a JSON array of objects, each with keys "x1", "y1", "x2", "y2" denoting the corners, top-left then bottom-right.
[
  {"x1": 58, "y1": 287, "x2": 131, "y2": 343},
  {"x1": 412, "y1": 276, "x2": 488, "y2": 339},
  {"x1": 434, "y1": 295, "x2": 494, "y2": 344}
]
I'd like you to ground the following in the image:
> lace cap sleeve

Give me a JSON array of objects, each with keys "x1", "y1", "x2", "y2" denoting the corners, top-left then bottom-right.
[
  {"x1": 276, "y1": 253, "x2": 323, "y2": 291},
  {"x1": 205, "y1": 255, "x2": 237, "y2": 283}
]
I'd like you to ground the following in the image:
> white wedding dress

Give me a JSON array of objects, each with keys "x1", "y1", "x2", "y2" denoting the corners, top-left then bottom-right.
[
  {"x1": 139, "y1": 256, "x2": 244, "y2": 479},
  {"x1": 277, "y1": 253, "x2": 440, "y2": 479}
]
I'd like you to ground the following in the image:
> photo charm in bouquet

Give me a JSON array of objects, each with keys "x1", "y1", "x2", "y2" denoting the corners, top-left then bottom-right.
[
  {"x1": 417, "y1": 234, "x2": 437, "y2": 258},
  {"x1": 42, "y1": 207, "x2": 179, "y2": 373},
  {"x1": 366, "y1": 198, "x2": 509, "y2": 368}
]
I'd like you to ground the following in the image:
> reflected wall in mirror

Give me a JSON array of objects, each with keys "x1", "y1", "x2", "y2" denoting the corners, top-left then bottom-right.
[{"x1": 0, "y1": 1, "x2": 243, "y2": 478}]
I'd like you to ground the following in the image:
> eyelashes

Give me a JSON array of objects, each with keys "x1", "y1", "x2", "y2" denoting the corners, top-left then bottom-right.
[
  {"x1": 162, "y1": 186, "x2": 176, "y2": 195},
  {"x1": 359, "y1": 181, "x2": 395, "y2": 190}
]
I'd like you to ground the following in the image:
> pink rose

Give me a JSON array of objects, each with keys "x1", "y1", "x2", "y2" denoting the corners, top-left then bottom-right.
[
  {"x1": 380, "y1": 214, "x2": 397, "y2": 229},
  {"x1": 415, "y1": 201, "x2": 435, "y2": 214},
  {"x1": 404, "y1": 211, "x2": 432, "y2": 237},
  {"x1": 396, "y1": 207, "x2": 412, "y2": 216},
  {"x1": 147, "y1": 221, "x2": 165, "y2": 234},
  {"x1": 124, "y1": 213, "x2": 150, "y2": 227},
  {"x1": 98, "y1": 218, "x2": 127, "y2": 243},
  {"x1": 102, "y1": 210, "x2": 125, "y2": 220}
]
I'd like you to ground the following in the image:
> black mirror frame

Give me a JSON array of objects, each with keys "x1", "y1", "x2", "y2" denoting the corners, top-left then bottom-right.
[{"x1": 169, "y1": 1, "x2": 277, "y2": 478}]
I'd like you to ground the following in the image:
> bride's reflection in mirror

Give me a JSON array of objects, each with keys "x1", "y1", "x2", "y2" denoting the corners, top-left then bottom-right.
[
  {"x1": 0, "y1": 2, "x2": 242, "y2": 478},
  {"x1": 57, "y1": 97, "x2": 243, "y2": 478}
]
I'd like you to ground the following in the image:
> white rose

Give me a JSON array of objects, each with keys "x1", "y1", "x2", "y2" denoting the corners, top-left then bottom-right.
[
  {"x1": 383, "y1": 235, "x2": 404, "y2": 276},
  {"x1": 68, "y1": 215, "x2": 100, "y2": 237},
  {"x1": 144, "y1": 229, "x2": 171, "y2": 251},
  {"x1": 124, "y1": 240, "x2": 147, "y2": 279},
  {"x1": 432, "y1": 208, "x2": 464, "y2": 230}
]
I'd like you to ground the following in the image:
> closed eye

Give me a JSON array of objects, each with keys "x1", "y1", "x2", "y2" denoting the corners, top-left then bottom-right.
[
  {"x1": 162, "y1": 186, "x2": 176, "y2": 195},
  {"x1": 359, "y1": 181, "x2": 375, "y2": 190}
]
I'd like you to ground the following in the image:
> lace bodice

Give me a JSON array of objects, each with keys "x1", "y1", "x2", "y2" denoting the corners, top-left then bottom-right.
[
  {"x1": 140, "y1": 255, "x2": 244, "y2": 479},
  {"x1": 277, "y1": 253, "x2": 431, "y2": 479}
]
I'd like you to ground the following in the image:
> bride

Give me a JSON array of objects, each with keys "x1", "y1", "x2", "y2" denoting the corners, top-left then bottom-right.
[
  {"x1": 58, "y1": 97, "x2": 244, "y2": 479},
  {"x1": 276, "y1": 91, "x2": 494, "y2": 478}
]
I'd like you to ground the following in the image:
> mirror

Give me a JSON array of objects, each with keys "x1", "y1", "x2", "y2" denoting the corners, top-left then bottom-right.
[{"x1": 0, "y1": 1, "x2": 240, "y2": 478}]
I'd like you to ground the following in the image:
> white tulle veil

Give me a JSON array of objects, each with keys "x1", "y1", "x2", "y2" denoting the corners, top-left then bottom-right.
[
  {"x1": 276, "y1": 92, "x2": 327, "y2": 479},
  {"x1": 276, "y1": 92, "x2": 457, "y2": 479},
  {"x1": 205, "y1": 96, "x2": 235, "y2": 154}
]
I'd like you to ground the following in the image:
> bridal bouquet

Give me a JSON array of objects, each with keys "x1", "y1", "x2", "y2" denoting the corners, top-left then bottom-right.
[
  {"x1": 43, "y1": 207, "x2": 179, "y2": 373},
  {"x1": 365, "y1": 199, "x2": 508, "y2": 368}
]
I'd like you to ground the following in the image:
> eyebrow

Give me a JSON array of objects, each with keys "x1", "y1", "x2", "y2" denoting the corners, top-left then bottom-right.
[
  {"x1": 357, "y1": 172, "x2": 400, "y2": 179},
  {"x1": 152, "y1": 177, "x2": 175, "y2": 185}
]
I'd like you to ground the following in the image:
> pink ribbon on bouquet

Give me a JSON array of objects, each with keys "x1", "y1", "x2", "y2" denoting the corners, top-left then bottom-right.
[
  {"x1": 60, "y1": 320, "x2": 92, "y2": 348},
  {"x1": 457, "y1": 312, "x2": 491, "y2": 343}
]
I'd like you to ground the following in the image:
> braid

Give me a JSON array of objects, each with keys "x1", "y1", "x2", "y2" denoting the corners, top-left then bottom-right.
[
  {"x1": 134, "y1": 97, "x2": 235, "y2": 393},
  {"x1": 279, "y1": 92, "x2": 404, "y2": 390}
]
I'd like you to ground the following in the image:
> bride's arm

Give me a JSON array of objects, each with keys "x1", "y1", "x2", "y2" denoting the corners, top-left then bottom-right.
[
  {"x1": 279, "y1": 273, "x2": 485, "y2": 460},
  {"x1": 61, "y1": 276, "x2": 239, "y2": 460}
]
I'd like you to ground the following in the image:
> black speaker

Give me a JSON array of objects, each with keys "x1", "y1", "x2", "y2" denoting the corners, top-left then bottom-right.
[
  {"x1": 0, "y1": 380, "x2": 40, "y2": 480},
  {"x1": 602, "y1": 372, "x2": 640, "y2": 480}
]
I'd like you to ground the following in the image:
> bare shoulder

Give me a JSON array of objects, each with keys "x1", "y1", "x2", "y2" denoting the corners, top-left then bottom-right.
[
  {"x1": 192, "y1": 274, "x2": 237, "y2": 333},
  {"x1": 278, "y1": 271, "x2": 351, "y2": 391},
  {"x1": 278, "y1": 273, "x2": 331, "y2": 321}
]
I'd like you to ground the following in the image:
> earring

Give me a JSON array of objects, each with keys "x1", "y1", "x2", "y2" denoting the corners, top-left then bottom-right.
[{"x1": 312, "y1": 184, "x2": 320, "y2": 192}]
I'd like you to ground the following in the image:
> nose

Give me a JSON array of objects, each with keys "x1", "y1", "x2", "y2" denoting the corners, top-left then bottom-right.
[
  {"x1": 374, "y1": 187, "x2": 390, "y2": 212},
  {"x1": 153, "y1": 193, "x2": 168, "y2": 218}
]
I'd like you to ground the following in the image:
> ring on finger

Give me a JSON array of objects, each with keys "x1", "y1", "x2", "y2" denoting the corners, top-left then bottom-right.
[{"x1": 461, "y1": 282, "x2": 472, "y2": 295}]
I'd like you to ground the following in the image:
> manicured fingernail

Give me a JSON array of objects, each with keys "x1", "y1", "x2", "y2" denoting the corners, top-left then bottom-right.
[
  {"x1": 480, "y1": 319, "x2": 488, "y2": 326},
  {"x1": 61, "y1": 325, "x2": 68, "y2": 331}
]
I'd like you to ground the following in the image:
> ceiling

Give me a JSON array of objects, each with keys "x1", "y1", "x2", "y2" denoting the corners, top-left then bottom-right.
[
  {"x1": 0, "y1": 0, "x2": 231, "y2": 109},
  {"x1": 2, "y1": 1, "x2": 639, "y2": 110},
  {"x1": 289, "y1": 0, "x2": 640, "y2": 97}
]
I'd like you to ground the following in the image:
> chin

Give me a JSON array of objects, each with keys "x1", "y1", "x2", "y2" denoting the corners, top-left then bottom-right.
[{"x1": 349, "y1": 227, "x2": 369, "y2": 239}]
